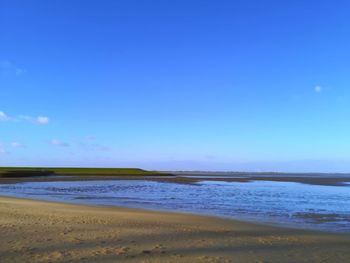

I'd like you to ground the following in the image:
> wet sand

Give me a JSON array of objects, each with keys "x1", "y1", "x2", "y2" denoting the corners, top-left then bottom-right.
[{"x1": 0, "y1": 197, "x2": 349, "y2": 263}]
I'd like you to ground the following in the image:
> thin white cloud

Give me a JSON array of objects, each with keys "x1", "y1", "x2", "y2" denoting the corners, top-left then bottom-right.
[
  {"x1": 50, "y1": 139, "x2": 69, "y2": 147},
  {"x1": 37, "y1": 116, "x2": 49, "y2": 125},
  {"x1": 20, "y1": 115, "x2": 50, "y2": 125},
  {"x1": 0, "y1": 111, "x2": 8, "y2": 121},
  {"x1": 314, "y1": 85, "x2": 322, "y2": 93},
  {"x1": 0, "y1": 111, "x2": 50, "y2": 125},
  {"x1": 11, "y1": 142, "x2": 26, "y2": 148},
  {"x1": 0, "y1": 60, "x2": 26, "y2": 76}
]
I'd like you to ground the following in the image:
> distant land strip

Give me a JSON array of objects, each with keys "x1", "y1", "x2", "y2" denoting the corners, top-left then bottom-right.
[{"x1": 0, "y1": 167, "x2": 172, "y2": 177}]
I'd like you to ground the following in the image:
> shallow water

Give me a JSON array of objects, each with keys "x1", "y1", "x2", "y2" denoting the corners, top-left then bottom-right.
[{"x1": 0, "y1": 179, "x2": 350, "y2": 232}]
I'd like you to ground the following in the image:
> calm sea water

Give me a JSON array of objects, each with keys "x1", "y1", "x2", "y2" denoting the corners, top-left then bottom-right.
[{"x1": 0, "y1": 179, "x2": 350, "y2": 232}]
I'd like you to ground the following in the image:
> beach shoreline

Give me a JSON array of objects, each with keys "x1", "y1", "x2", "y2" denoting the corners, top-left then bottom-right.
[
  {"x1": 1, "y1": 172, "x2": 350, "y2": 186},
  {"x1": 0, "y1": 196, "x2": 349, "y2": 263}
]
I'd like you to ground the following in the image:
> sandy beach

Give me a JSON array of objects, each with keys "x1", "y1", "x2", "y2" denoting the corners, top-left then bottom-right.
[{"x1": 0, "y1": 197, "x2": 349, "y2": 263}]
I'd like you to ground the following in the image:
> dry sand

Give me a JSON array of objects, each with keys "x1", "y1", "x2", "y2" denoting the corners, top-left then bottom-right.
[{"x1": 0, "y1": 197, "x2": 349, "y2": 263}]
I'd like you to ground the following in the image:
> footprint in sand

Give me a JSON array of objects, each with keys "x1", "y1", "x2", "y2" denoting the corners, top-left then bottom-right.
[
  {"x1": 69, "y1": 237, "x2": 84, "y2": 244},
  {"x1": 116, "y1": 247, "x2": 130, "y2": 255},
  {"x1": 198, "y1": 256, "x2": 233, "y2": 262},
  {"x1": 152, "y1": 244, "x2": 167, "y2": 254},
  {"x1": 34, "y1": 250, "x2": 65, "y2": 262},
  {"x1": 93, "y1": 246, "x2": 130, "y2": 256}
]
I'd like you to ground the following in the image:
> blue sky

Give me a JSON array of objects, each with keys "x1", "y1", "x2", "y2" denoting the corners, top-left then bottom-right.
[{"x1": 1, "y1": 0, "x2": 350, "y2": 172}]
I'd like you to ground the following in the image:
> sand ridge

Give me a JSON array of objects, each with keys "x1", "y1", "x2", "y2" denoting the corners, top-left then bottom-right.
[{"x1": 0, "y1": 197, "x2": 349, "y2": 263}]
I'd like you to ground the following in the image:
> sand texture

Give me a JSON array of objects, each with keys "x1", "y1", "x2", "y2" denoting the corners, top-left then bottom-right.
[{"x1": 0, "y1": 197, "x2": 349, "y2": 263}]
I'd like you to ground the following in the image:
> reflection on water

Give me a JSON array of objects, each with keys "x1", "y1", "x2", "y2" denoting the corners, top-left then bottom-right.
[
  {"x1": 0, "y1": 179, "x2": 349, "y2": 232},
  {"x1": 182, "y1": 175, "x2": 246, "y2": 179}
]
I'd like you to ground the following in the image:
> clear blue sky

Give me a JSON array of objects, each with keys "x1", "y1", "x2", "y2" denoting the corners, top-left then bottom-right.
[{"x1": 1, "y1": 0, "x2": 350, "y2": 172}]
